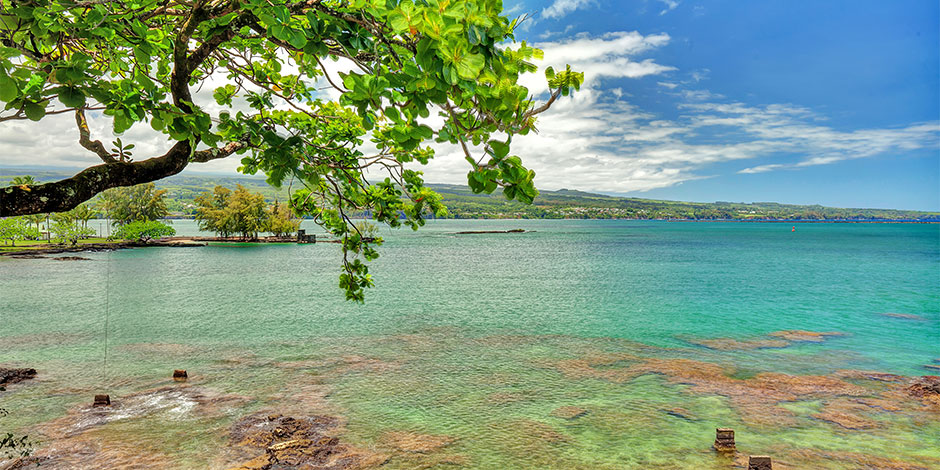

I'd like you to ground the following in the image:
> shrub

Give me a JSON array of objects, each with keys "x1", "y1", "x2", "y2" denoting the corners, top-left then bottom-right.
[{"x1": 111, "y1": 220, "x2": 175, "y2": 242}]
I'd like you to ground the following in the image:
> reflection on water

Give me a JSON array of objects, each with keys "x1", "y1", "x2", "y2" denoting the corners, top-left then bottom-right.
[{"x1": 1, "y1": 221, "x2": 938, "y2": 468}]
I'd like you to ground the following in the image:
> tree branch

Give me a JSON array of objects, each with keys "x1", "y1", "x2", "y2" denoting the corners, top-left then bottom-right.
[
  {"x1": 0, "y1": 141, "x2": 192, "y2": 217},
  {"x1": 75, "y1": 109, "x2": 117, "y2": 163},
  {"x1": 190, "y1": 139, "x2": 248, "y2": 162}
]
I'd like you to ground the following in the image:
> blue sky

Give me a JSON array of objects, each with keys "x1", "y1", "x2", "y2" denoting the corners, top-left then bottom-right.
[
  {"x1": 477, "y1": 0, "x2": 939, "y2": 210},
  {"x1": 0, "y1": 0, "x2": 936, "y2": 210}
]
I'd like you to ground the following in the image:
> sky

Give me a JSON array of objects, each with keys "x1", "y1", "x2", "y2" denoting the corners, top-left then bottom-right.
[{"x1": 0, "y1": 0, "x2": 937, "y2": 210}]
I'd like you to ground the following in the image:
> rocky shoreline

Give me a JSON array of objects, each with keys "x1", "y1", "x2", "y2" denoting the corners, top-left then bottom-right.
[{"x1": 0, "y1": 236, "x2": 341, "y2": 259}]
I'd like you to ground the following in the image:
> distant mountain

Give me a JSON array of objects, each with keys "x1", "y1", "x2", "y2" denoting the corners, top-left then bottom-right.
[{"x1": 2, "y1": 169, "x2": 937, "y2": 221}]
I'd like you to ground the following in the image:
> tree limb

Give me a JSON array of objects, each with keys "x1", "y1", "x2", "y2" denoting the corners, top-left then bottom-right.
[
  {"x1": 0, "y1": 141, "x2": 193, "y2": 217},
  {"x1": 75, "y1": 109, "x2": 117, "y2": 163},
  {"x1": 190, "y1": 140, "x2": 248, "y2": 162}
]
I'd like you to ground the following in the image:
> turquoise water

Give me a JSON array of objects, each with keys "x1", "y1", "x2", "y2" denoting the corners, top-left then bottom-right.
[{"x1": 1, "y1": 220, "x2": 938, "y2": 468}]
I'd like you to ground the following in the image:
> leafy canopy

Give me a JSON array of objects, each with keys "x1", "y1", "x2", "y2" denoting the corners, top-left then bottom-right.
[
  {"x1": 102, "y1": 184, "x2": 170, "y2": 226},
  {"x1": 111, "y1": 220, "x2": 176, "y2": 241},
  {"x1": 0, "y1": 0, "x2": 583, "y2": 300}
]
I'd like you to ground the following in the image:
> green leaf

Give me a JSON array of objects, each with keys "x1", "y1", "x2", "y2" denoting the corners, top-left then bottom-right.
[
  {"x1": 488, "y1": 140, "x2": 509, "y2": 159},
  {"x1": 455, "y1": 53, "x2": 485, "y2": 79},
  {"x1": 468, "y1": 24, "x2": 486, "y2": 45},
  {"x1": 24, "y1": 101, "x2": 45, "y2": 121},
  {"x1": 0, "y1": 74, "x2": 17, "y2": 102},
  {"x1": 271, "y1": 25, "x2": 290, "y2": 42},
  {"x1": 288, "y1": 30, "x2": 307, "y2": 49},
  {"x1": 58, "y1": 87, "x2": 86, "y2": 108}
]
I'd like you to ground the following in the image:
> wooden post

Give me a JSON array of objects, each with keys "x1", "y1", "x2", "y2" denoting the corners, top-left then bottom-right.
[
  {"x1": 748, "y1": 456, "x2": 772, "y2": 470},
  {"x1": 93, "y1": 394, "x2": 111, "y2": 407},
  {"x1": 173, "y1": 369, "x2": 188, "y2": 381},
  {"x1": 713, "y1": 428, "x2": 735, "y2": 453}
]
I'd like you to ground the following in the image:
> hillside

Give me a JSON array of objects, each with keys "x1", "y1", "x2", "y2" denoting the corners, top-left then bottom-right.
[{"x1": 2, "y1": 169, "x2": 937, "y2": 221}]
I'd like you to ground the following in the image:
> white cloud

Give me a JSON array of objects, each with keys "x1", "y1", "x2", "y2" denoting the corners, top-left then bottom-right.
[
  {"x1": 658, "y1": 0, "x2": 679, "y2": 15},
  {"x1": 541, "y1": 0, "x2": 594, "y2": 19},
  {"x1": 518, "y1": 31, "x2": 675, "y2": 94}
]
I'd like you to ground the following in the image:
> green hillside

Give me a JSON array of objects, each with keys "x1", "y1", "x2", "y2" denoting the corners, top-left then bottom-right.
[{"x1": 2, "y1": 169, "x2": 937, "y2": 221}]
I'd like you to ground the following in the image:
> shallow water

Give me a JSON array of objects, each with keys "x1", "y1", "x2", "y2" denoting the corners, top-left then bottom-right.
[{"x1": 1, "y1": 220, "x2": 938, "y2": 468}]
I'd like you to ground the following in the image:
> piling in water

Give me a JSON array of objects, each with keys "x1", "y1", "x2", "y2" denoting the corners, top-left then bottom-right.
[
  {"x1": 713, "y1": 428, "x2": 735, "y2": 453},
  {"x1": 93, "y1": 394, "x2": 110, "y2": 407},
  {"x1": 748, "y1": 456, "x2": 772, "y2": 470},
  {"x1": 173, "y1": 369, "x2": 188, "y2": 381}
]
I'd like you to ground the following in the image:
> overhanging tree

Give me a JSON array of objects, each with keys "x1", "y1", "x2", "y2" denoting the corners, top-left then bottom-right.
[{"x1": 0, "y1": 0, "x2": 582, "y2": 299}]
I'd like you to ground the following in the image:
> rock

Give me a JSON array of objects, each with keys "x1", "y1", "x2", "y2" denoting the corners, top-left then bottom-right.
[
  {"x1": 663, "y1": 407, "x2": 696, "y2": 421},
  {"x1": 550, "y1": 406, "x2": 588, "y2": 420},
  {"x1": 834, "y1": 370, "x2": 906, "y2": 383},
  {"x1": 748, "y1": 455, "x2": 773, "y2": 470},
  {"x1": 811, "y1": 399, "x2": 878, "y2": 430},
  {"x1": 688, "y1": 337, "x2": 791, "y2": 351},
  {"x1": 881, "y1": 313, "x2": 927, "y2": 321},
  {"x1": 487, "y1": 392, "x2": 527, "y2": 405},
  {"x1": 454, "y1": 229, "x2": 527, "y2": 234},
  {"x1": 907, "y1": 376, "x2": 940, "y2": 407},
  {"x1": 767, "y1": 330, "x2": 844, "y2": 342},
  {"x1": 504, "y1": 419, "x2": 569, "y2": 444},
  {"x1": 52, "y1": 256, "x2": 92, "y2": 261},
  {"x1": 228, "y1": 413, "x2": 387, "y2": 469},
  {"x1": 923, "y1": 365, "x2": 940, "y2": 372},
  {"x1": 0, "y1": 367, "x2": 36, "y2": 386},
  {"x1": 382, "y1": 431, "x2": 455, "y2": 453}
]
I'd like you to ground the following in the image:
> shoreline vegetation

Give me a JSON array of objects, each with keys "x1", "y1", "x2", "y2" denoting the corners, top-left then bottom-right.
[
  {"x1": 3, "y1": 171, "x2": 938, "y2": 222},
  {"x1": 0, "y1": 236, "x2": 345, "y2": 257}
]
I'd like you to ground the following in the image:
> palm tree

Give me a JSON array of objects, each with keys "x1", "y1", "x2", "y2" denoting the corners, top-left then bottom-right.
[
  {"x1": 70, "y1": 204, "x2": 96, "y2": 230},
  {"x1": 24, "y1": 213, "x2": 45, "y2": 235},
  {"x1": 9, "y1": 175, "x2": 37, "y2": 186}
]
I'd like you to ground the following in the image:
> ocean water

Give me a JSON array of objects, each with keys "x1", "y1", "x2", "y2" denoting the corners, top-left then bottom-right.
[{"x1": 1, "y1": 220, "x2": 938, "y2": 468}]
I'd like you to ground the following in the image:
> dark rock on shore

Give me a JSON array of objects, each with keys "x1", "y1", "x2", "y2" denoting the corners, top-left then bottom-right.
[{"x1": 0, "y1": 367, "x2": 36, "y2": 389}]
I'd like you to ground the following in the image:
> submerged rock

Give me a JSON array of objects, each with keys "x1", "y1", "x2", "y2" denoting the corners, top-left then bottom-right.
[
  {"x1": 767, "y1": 330, "x2": 845, "y2": 343},
  {"x1": 0, "y1": 367, "x2": 36, "y2": 388},
  {"x1": 685, "y1": 330, "x2": 844, "y2": 351},
  {"x1": 881, "y1": 313, "x2": 927, "y2": 321},
  {"x1": 907, "y1": 376, "x2": 940, "y2": 408},
  {"x1": 687, "y1": 337, "x2": 790, "y2": 351},
  {"x1": 662, "y1": 407, "x2": 697, "y2": 421},
  {"x1": 381, "y1": 431, "x2": 455, "y2": 453},
  {"x1": 227, "y1": 413, "x2": 387, "y2": 470},
  {"x1": 811, "y1": 399, "x2": 879, "y2": 430},
  {"x1": 550, "y1": 406, "x2": 588, "y2": 420}
]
